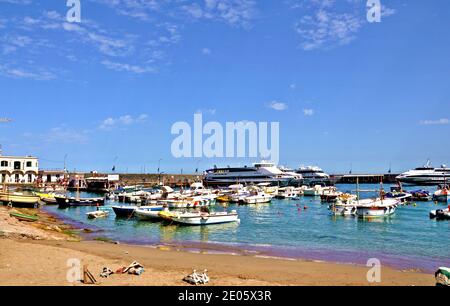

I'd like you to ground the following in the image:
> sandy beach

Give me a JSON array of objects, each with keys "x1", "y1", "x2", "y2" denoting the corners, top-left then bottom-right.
[{"x1": 0, "y1": 206, "x2": 436, "y2": 286}]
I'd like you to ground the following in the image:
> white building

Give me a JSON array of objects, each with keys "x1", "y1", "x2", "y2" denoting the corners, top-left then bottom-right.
[{"x1": 0, "y1": 155, "x2": 39, "y2": 184}]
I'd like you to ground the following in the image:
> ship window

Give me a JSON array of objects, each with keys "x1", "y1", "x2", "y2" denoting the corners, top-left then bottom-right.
[{"x1": 0, "y1": 161, "x2": 7, "y2": 167}]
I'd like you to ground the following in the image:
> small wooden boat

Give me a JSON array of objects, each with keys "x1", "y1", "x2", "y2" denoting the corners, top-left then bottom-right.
[
  {"x1": 86, "y1": 210, "x2": 109, "y2": 219},
  {"x1": 242, "y1": 192, "x2": 272, "y2": 204},
  {"x1": 34, "y1": 192, "x2": 58, "y2": 205},
  {"x1": 355, "y1": 198, "x2": 399, "y2": 218},
  {"x1": 168, "y1": 210, "x2": 240, "y2": 226},
  {"x1": 112, "y1": 205, "x2": 164, "y2": 218},
  {"x1": 0, "y1": 192, "x2": 40, "y2": 208},
  {"x1": 433, "y1": 188, "x2": 449, "y2": 203},
  {"x1": 10, "y1": 212, "x2": 39, "y2": 222},
  {"x1": 134, "y1": 206, "x2": 166, "y2": 221},
  {"x1": 55, "y1": 195, "x2": 105, "y2": 208}
]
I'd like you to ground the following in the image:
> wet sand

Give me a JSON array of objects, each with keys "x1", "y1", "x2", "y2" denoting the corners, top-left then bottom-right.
[{"x1": 0, "y1": 206, "x2": 436, "y2": 286}]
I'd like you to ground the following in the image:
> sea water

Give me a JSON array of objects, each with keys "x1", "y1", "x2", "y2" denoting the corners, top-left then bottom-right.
[{"x1": 44, "y1": 184, "x2": 450, "y2": 272}]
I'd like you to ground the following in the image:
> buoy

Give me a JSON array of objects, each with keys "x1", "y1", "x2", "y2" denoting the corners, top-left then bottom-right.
[{"x1": 304, "y1": 206, "x2": 308, "y2": 210}]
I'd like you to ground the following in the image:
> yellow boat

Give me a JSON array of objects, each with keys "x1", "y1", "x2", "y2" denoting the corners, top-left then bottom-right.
[
  {"x1": 217, "y1": 195, "x2": 232, "y2": 203},
  {"x1": 34, "y1": 192, "x2": 57, "y2": 205},
  {"x1": 0, "y1": 192, "x2": 40, "y2": 208},
  {"x1": 158, "y1": 210, "x2": 177, "y2": 221}
]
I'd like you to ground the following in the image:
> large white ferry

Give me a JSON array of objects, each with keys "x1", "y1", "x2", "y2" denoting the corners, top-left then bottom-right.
[
  {"x1": 203, "y1": 161, "x2": 300, "y2": 186},
  {"x1": 396, "y1": 160, "x2": 450, "y2": 185}
]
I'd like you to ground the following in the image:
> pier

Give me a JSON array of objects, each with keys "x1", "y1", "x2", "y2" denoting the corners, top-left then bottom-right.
[{"x1": 332, "y1": 174, "x2": 399, "y2": 184}]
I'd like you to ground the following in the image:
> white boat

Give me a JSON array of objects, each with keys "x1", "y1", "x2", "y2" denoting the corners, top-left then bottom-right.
[
  {"x1": 430, "y1": 207, "x2": 450, "y2": 220},
  {"x1": 303, "y1": 185, "x2": 334, "y2": 196},
  {"x1": 112, "y1": 205, "x2": 163, "y2": 218},
  {"x1": 242, "y1": 191, "x2": 272, "y2": 204},
  {"x1": 355, "y1": 198, "x2": 399, "y2": 218},
  {"x1": 158, "y1": 196, "x2": 214, "y2": 209},
  {"x1": 169, "y1": 210, "x2": 240, "y2": 226},
  {"x1": 134, "y1": 207, "x2": 167, "y2": 221},
  {"x1": 433, "y1": 187, "x2": 450, "y2": 203},
  {"x1": 204, "y1": 161, "x2": 300, "y2": 186},
  {"x1": 276, "y1": 187, "x2": 299, "y2": 199},
  {"x1": 292, "y1": 166, "x2": 331, "y2": 186},
  {"x1": 86, "y1": 210, "x2": 109, "y2": 219},
  {"x1": 396, "y1": 160, "x2": 450, "y2": 185},
  {"x1": 329, "y1": 201, "x2": 357, "y2": 216}
]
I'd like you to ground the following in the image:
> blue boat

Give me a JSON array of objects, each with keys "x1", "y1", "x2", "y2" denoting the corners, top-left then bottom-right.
[{"x1": 112, "y1": 205, "x2": 163, "y2": 218}]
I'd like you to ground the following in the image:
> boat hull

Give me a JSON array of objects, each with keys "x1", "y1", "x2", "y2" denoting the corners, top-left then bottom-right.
[
  {"x1": 0, "y1": 193, "x2": 40, "y2": 208},
  {"x1": 171, "y1": 214, "x2": 239, "y2": 226},
  {"x1": 56, "y1": 196, "x2": 105, "y2": 208}
]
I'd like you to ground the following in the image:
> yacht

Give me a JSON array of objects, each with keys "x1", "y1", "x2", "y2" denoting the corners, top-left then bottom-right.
[
  {"x1": 292, "y1": 166, "x2": 331, "y2": 186},
  {"x1": 396, "y1": 160, "x2": 450, "y2": 185},
  {"x1": 203, "y1": 161, "x2": 300, "y2": 186}
]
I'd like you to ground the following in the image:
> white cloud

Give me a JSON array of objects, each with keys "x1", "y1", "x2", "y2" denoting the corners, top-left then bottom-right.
[
  {"x1": 182, "y1": 0, "x2": 258, "y2": 27},
  {"x1": 419, "y1": 119, "x2": 449, "y2": 126},
  {"x1": 293, "y1": 1, "x2": 396, "y2": 51},
  {"x1": 268, "y1": 101, "x2": 288, "y2": 111},
  {"x1": 303, "y1": 108, "x2": 315, "y2": 116},
  {"x1": 101, "y1": 60, "x2": 156, "y2": 74},
  {"x1": 0, "y1": 65, "x2": 56, "y2": 81},
  {"x1": 99, "y1": 114, "x2": 149, "y2": 130},
  {"x1": 202, "y1": 48, "x2": 212, "y2": 55},
  {"x1": 43, "y1": 127, "x2": 89, "y2": 144}
]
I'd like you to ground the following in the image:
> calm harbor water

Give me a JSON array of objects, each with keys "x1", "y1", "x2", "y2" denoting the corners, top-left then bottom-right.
[{"x1": 44, "y1": 184, "x2": 450, "y2": 273}]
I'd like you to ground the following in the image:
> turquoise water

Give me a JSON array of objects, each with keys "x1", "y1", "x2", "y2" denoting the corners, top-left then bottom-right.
[{"x1": 44, "y1": 184, "x2": 450, "y2": 272}]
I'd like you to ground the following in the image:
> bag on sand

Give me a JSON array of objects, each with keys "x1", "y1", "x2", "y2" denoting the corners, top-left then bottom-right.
[{"x1": 435, "y1": 267, "x2": 450, "y2": 286}]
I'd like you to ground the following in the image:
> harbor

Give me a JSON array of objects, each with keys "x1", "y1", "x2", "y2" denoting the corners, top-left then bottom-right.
[{"x1": 1, "y1": 155, "x2": 450, "y2": 284}]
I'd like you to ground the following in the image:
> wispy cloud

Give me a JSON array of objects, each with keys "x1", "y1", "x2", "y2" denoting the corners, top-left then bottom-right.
[
  {"x1": 0, "y1": 65, "x2": 57, "y2": 81},
  {"x1": 182, "y1": 0, "x2": 258, "y2": 28},
  {"x1": 303, "y1": 108, "x2": 315, "y2": 116},
  {"x1": 419, "y1": 118, "x2": 449, "y2": 126},
  {"x1": 202, "y1": 48, "x2": 212, "y2": 55},
  {"x1": 43, "y1": 127, "x2": 90, "y2": 144},
  {"x1": 292, "y1": 0, "x2": 396, "y2": 50},
  {"x1": 268, "y1": 101, "x2": 288, "y2": 111},
  {"x1": 101, "y1": 60, "x2": 156, "y2": 74},
  {"x1": 99, "y1": 114, "x2": 149, "y2": 130}
]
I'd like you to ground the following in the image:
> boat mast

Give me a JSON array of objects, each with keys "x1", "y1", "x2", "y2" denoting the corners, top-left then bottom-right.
[{"x1": 356, "y1": 176, "x2": 360, "y2": 205}]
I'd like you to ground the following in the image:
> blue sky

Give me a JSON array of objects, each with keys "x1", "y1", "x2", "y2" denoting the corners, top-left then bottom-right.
[{"x1": 0, "y1": 0, "x2": 449, "y2": 174}]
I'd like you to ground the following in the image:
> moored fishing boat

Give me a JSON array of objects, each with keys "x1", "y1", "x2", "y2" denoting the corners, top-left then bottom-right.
[
  {"x1": 55, "y1": 195, "x2": 105, "y2": 208},
  {"x1": 134, "y1": 206, "x2": 167, "y2": 221},
  {"x1": 433, "y1": 187, "x2": 449, "y2": 203},
  {"x1": 166, "y1": 210, "x2": 240, "y2": 226},
  {"x1": 34, "y1": 192, "x2": 58, "y2": 205},
  {"x1": 86, "y1": 210, "x2": 109, "y2": 219},
  {"x1": 242, "y1": 191, "x2": 272, "y2": 204},
  {"x1": 276, "y1": 187, "x2": 299, "y2": 199},
  {"x1": 355, "y1": 198, "x2": 399, "y2": 218},
  {"x1": 113, "y1": 205, "x2": 164, "y2": 218},
  {"x1": 329, "y1": 201, "x2": 357, "y2": 216},
  {"x1": 9, "y1": 212, "x2": 39, "y2": 222},
  {"x1": 384, "y1": 191, "x2": 413, "y2": 204},
  {"x1": 430, "y1": 206, "x2": 450, "y2": 220},
  {"x1": 0, "y1": 191, "x2": 40, "y2": 208}
]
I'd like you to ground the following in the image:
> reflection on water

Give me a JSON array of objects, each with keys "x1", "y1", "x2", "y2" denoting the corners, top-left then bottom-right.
[{"x1": 43, "y1": 184, "x2": 450, "y2": 272}]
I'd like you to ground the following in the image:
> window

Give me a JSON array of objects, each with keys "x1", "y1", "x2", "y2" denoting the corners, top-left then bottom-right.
[
  {"x1": 26, "y1": 161, "x2": 32, "y2": 167},
  {"x1": 0, "y1": 161, "x2": 7, "y2": 167},
  {"x1": 14, "y1": 161, "x2": 21, "y2": 170}
]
